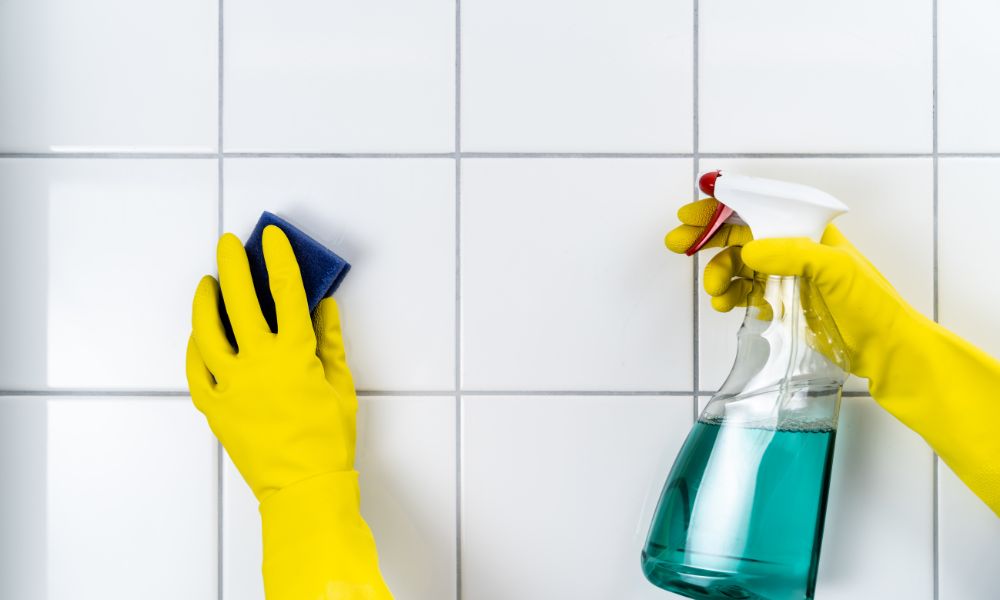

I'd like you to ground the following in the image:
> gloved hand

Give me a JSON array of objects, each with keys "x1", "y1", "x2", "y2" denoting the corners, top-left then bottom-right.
[
  {"x1": 186, "y1": 226, "x2": 393, "y2": 600},
  {"x1": 668, "y1": 197, "x2": 1000, "y2": 516}
]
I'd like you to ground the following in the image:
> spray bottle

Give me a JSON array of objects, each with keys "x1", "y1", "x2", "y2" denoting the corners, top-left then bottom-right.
[{"x1": 642, "y1": 171, "x2": 851, "y2": 600}]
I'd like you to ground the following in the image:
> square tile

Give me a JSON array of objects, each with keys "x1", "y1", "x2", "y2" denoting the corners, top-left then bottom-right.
[
  {"x1": 939, "y1": 159, "x2": 1000, "y2": 357},
  {"x1": 0, "y1": 0, "x2": 216, "y2": 152},
  {"x1": 939, "y1": 0, "x2": 1000, "y2": 151},
  {"x1": 938, "y1": 461, "x2": 1000, "y2": 599},
  {"x1": 222, "y1": 158, "x2": 455, "y2": 391},
  {"x1": 461, "y1": 395, "x2": 693, "y2": 600},
  {"x1": 699, "y1": 0, "x2": 932, "y2": 152},
  {"x1": 222, "y1": 396, "x2": 457, "y2": 600},
  {"x1": 937, "y1": 158, "x2": 1000, "y2": 599},
  {"x1": 225, "y1": 0, "x2": 455, "y2": 152},
  {"x1": 0, "y1": 159, "x2": 217, "y2": 390},
  {"x1": 0, "y1": 398, "x2": 47, "y2": 599},
  {"x1": 42, "y1": 398, "x2": 216, "y2": 600},
  {"x1": 356, "y1": 395, "x2": 457, "y2": 599},
  {"x1": 695, "y1": 159, "x2": 934, "y2": 393},
  {"x1": 462, "y1": 0, "x2": 693, "y2": 152},
  {"x1": 221, "y1": 451, "x2": 263, "y2": 600},
  {"x1": 816, "y1": 397, "x2": 934, "y2": 600},
  {"x1": 461, "y1": 159, "x2": 693, "y2": 391}
]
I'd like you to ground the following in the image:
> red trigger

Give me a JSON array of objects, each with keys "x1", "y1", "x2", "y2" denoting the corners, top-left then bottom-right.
[{"x1": 685, "y1": 202, "x2": 734, "y2": 256}]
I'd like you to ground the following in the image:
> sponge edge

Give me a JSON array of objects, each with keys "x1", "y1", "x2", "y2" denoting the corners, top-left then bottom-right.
[{"x1": 243, "y1": 211, "x2": 351, "y2": 332}]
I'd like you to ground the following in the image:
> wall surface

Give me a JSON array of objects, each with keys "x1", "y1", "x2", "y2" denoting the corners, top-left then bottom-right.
[{"x1": 1, "y1": 0, "x2": 998, "y2": 599}]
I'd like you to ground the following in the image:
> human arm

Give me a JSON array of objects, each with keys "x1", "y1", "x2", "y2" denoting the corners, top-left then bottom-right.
[
  {"x1": 186, "y1": 226, "x2": 394, "y2": 599},
  {"x1": 668, "y1": 198, "x2": 1000, "y2": 516}
]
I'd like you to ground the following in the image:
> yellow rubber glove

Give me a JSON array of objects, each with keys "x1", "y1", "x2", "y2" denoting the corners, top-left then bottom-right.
[
  {"x1": 186, "y1": 226, "x2": 394, "y2": 600},
  {"x1": 668, "y1": 198, "x2": 1000, "y2": 516}
]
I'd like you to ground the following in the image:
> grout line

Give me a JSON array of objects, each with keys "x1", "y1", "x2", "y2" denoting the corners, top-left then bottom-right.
[
  {"x1": 6, "y1": 151, "x2": 1000, "y2": 160},
  {"x1": 698, "y1": 152, "x2": 933, "y2": 159},
  {"x1": 460, "y1": 390, "x2": 696, "y2": 397},
  {"x1": 0, "y1": 388, "x2": 702, "y2": 397},
  {"x1": 224, "y1": 152, "x2": 457, "y2": 159},
  {"x1": 931, "y1": 0, "x2": 940, "y2": 597},
  {"x1": 461, "y1": 152, "x2": 690, "y2": 159},
  {"x1": 217, "y1": 446, "x2": 225, "y2": 600},
  {"x1": 0, "y1": 389, "x2": 191, "y2": 397},
  {"x1": 695, "y1": 390, "x2": 873, "y2": 397},
  {"x1": 454, "y1": 0, "x2": 463, "y2": 597},
  {"x1": 357, "y1": 390, "x2": 458, "y2": 397},
  {"x1": 691, "y1": 0, "x2": 700, "y2": 422},
  {"x1": 217, "y1": 1, "x2": 226, "y2": 597},
  {"x1": 0, "y1": 152, "x2": 218, "y2": 159}
]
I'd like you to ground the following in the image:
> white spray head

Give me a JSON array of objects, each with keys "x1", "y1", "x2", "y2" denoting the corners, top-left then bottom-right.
[{"x1": 686, "y1": 171, "x2": 848, "y2": 255}]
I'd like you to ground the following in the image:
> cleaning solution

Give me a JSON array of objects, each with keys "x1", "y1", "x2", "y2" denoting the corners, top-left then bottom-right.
[{"x1": 642, "y1": 172, "x2": 851, "y2": 600}]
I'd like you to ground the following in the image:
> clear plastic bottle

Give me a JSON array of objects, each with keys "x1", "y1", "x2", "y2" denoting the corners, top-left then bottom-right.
[{"x1": 642, "y1": 273, "x2": 850, "y2": 600}]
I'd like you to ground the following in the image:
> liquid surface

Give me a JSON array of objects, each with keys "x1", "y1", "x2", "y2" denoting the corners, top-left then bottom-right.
[{"x1": 642, "y1": 421, "x2": 836, "y2": 600}]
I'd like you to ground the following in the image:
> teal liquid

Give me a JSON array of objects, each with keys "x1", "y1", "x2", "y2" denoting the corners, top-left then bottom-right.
[{"x1": 642, "y1": 421, "x2": 836, "y2": 600}]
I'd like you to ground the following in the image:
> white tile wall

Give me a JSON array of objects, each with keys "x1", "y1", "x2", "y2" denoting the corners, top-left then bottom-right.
[
  {"x1": 817, "y1": 397, "x2": 934, "y2": 600},
  {"x1": 462, "y1": 395, "x2": 693, "y2": 600},
  {"x1": 0, "y1": 159, "x2": 218, "y2": 390},
  {"x1": 937, "y1": 158, "x2": 1000, "y2": 598},
  {"x1": 3, "y1": 0, "x2": 997, "y2": 599},
  {"x1": 0, "y1": 0, "x2": 217, "y2": 152},
  {"x1": 699, "y1": 0, "x2": 932, "y2": 152},
  {"x1": 938, "y1": 0, "x2": 1000, "y2": 152},
  {"x1": 461, "y1": 159, "x2": 692, "y2": 391},
  {"x1": 225, "y1": 0, "x2": 455, "y2": 152},
  {"x1": 0, "y1": 397, "x2": 218, "y2": 600},
  {"x1": 462, "y1": 0, "x2": 693, "y2": 152},
  {"x1": 937, "y1": 462, "x2": 1000, "y2": 600}
]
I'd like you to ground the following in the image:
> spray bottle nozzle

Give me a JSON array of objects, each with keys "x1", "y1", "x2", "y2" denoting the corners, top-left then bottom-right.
[
  {"x1": 699, "y1": 170, "x2": 721, "y2": 197},
  {"x1": 684, "y1": 171, "x2": 848, "y2": 257},
  {"x1": 685, "y1": 170, "x2": 731, "y2": 256}
]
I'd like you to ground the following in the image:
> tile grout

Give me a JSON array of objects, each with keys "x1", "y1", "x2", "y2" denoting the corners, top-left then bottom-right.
[
  {"x1": 0, "y1": 389, "x2": 702, "y2": 397},
  {"x1": 5, "y1": 151, "x2": 1000, "y2": 160},
  {"x1": 931, "y1": 0, "x2": 940, "y2": 597},
  {"x1": 217, "y1": 0, "x2": 226, "y2": 597},
  {"x1": 0, "y1": 390, "x2": 194, "y2": 397},
  {"x1": 454, "y1": 0, "x2": 463, "y2": 596},
  {"x1": 460, "y1": 390, "x2": 697, "y2": 397},
  {"x1": 691, "y1": 0, "x2": 700, "y2": 422},
  {"x1": 7, "y1": 6, "x2": 956, "y2": 599}
]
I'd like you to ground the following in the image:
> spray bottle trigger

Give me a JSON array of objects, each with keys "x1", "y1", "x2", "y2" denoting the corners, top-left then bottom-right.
[{"x1": 685, "y1": 202, "x2": 735, "y2": 256}]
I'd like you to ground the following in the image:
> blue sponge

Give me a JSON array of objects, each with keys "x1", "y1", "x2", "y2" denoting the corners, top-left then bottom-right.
[{"x1": 243, "y1": 211, "x2": 351, "y2": 332}]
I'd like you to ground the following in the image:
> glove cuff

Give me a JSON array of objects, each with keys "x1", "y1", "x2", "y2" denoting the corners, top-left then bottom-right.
[
  {"x1": 260, "y1": 471, "x2": 393, "y2": 600},
  {"x1": 867, "y1": 312, "x2": 1000, "y2": 515}
]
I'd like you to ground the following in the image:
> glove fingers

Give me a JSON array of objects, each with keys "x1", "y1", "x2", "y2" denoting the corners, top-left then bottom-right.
[
  {"x1": 262, "y1": 226, "x2": 315, "y2": 345},
  {"x1": 664, "y1": 224, "x2": 729, "y2": 254},
  {"x1": 714, "y1": 223, "x2": 754, "y2": 247},
  {"x1": 665, "y1": 222, "x2": 753, "y2": 255},
  {"x1": 703, "y1": 246, "x2": 755, "y2": 296},
  {"x1": 710, "y1": 277, "x2": 754, "y2": 313},
  {"x1": 192, "y1": 275, "x2": 236, "y2": 372},
  {"x1": 186, "y1": 335, "x2": 217, "y2": 410},
  {"x1": 677, "y1": 198, "x2": 720, "y2": 226},
  {"x1": 313, "y1": 298, "x2": 357, "y2": 408},
  {"x1": 217, "y1": 233, "x2": 271, "y2": 346}
]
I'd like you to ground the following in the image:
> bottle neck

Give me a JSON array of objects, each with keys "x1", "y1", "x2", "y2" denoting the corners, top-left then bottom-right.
[{"x1": 705, "y1": 275, "x2": 849, "y2": 429}]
